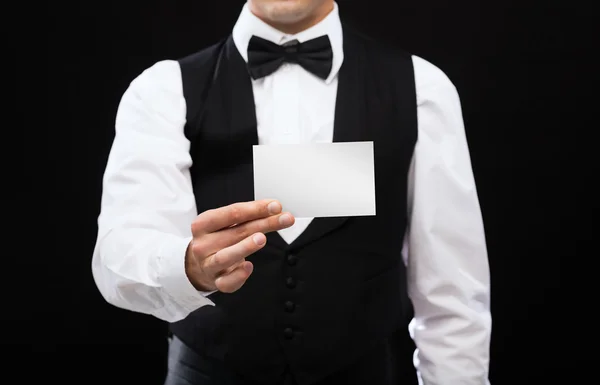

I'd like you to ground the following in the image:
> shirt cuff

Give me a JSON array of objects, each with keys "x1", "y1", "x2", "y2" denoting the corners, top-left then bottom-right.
[{"x1": 156, "y1": 235, "x2": 215, "y2": 311}]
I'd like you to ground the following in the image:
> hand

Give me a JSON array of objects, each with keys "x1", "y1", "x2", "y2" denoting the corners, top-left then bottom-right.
[{"x1": 185, "y1": 200, "x2": 295, "y2": 293}]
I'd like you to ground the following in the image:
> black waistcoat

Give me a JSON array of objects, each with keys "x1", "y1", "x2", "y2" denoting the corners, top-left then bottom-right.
[{"x1": 170, "y1": 27, "x2": 418, "y2": 385}]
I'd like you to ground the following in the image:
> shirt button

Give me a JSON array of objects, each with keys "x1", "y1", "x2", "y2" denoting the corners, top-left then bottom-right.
[
  {"x1": 284, "y1": 301, "x2": 295, "y2": 312},
  {"x1": 284, "y1": 327, "x2": 294, "y2": 340},
  {"x1": 287, "y1": 253, "x2": 298, "y2": 266},
  {"x1": 286, "y1": 277, "x2": 296, "y2": 289}
]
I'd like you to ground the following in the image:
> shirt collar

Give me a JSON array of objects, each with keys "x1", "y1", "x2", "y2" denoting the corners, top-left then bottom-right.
[{"x1": 232, "y1": 1, "x2": 344, "y2": 84}]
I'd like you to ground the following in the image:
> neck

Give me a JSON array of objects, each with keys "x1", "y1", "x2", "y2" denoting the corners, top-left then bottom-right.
[{"x1": 252, "y1": 2, "x2": 334, "y2": 35}]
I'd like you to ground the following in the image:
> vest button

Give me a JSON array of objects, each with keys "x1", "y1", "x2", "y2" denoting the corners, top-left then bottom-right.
[
  {"x1": 287, "y1": 253, "x2": 298, "y2": 266},
  {"x1": 284, "y1": 301, "x2": 295, "y2": 312},
  {"x1": 283, "y1": 327, "x2": 294, "y2": 340},
  {"x1": 285, "y1": 277, "x2": 296, "y2": 289}
]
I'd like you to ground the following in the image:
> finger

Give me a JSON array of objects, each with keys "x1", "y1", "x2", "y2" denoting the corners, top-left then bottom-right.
[
  {"x1": 192, "y1": 200, "x2": 282, "y2": 235},
  {"x1": 198, "y1": 212, "x2": 294, "y2": 257},
  {"x1": 204, "y1": 232, "x2": 267, "y2": 277},
  {"x1": 215, "y1": 261, "x2": 254, "y2": 293}
]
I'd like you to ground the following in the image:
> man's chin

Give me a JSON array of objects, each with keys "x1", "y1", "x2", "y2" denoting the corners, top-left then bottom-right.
[{"x1": 264, "y1": 3, "x2": 309, "y2": 23}]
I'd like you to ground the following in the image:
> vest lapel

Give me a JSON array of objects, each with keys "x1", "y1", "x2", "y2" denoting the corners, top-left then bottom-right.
[
  {"x1": 219, "y1": 37, "x2": 259, "y2": 205},
  {"x1": 289, "y1": 31, "x2": 369, "y2": 251}
]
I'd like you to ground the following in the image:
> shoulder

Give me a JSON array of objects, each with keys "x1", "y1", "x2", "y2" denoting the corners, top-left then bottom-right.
[
  {"x1": 409, "y1": 55, "x2": 462, "y2": 111},
  {"x1": 127, "y1": 60, "x2": 182, "y2": 96},
  {"x1": 116, "y1": 60, "x2": 185, "y2": 126},
  {"x1": 115, "y1": 59, "x2": 186, "y2": 134},
  {"x1": 411, "y1": 55, "x2": 457, "y2": 95}
]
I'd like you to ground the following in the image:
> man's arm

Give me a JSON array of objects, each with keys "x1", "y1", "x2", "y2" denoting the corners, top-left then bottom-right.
[
  {"x1": 91, "y1": 60, "x2": 212, "y2": 322},
  {"x1": 405, "y1": 55, "x2": 492, "y2": 385}
]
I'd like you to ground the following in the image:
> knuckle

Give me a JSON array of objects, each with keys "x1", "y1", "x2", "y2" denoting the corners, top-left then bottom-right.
[
  {"x1": 192, "y1": 213, "x2": 211, "y2": 233},
  {"x1": 249, "y1": 219, "x2": 265, "y2": 233},
  {"x1": 256, "y1": 201, "x2": 268, "y2": 215},
  {"x1": 243, "y1": 238, "x2": 257, "y2": 254},
  {"x1": 228, "y1": 205, "x2": 243, "y2": 224},
  {"x1": 191, "y1": 242, "x2": 203, "y2": 258},
  {"x1": 267, "y1": 215, "x2": 281, "y2": 230},
  {"x1": 191, "y1": 238, "x2": 207, "y2": 258},
  {"x1": 233, "y1": 223, "x2": 249, "y2": 239},
  {"x1": 191, "y1": 219, "x2": 202, "y2": 235},
  {"x1": 211, "y1": 252, "x2": 224, "y2": 268}
]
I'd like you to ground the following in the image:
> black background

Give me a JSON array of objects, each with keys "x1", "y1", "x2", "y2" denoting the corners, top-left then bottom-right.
[{"x1": 18, "y1": 0, "x2": 590, "y2": 383}]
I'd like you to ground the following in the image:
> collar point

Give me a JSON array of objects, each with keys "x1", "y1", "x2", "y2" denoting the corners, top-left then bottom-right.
[{"x1": 324, "y1": 70, "x2": 339, "y2": 85}]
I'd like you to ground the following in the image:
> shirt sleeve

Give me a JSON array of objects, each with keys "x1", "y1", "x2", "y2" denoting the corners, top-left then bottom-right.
[
  {"x1": 91, "y1": 60, "x2": 215, "y2": 323},
  {"x1": 405, "y1": 55, "x2": 492, "y2": 385}
]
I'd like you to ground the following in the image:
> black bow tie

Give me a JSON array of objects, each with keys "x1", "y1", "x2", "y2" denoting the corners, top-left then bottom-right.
[{"x1": 247, "y1": 35, "x2": 333, "y2": 80}]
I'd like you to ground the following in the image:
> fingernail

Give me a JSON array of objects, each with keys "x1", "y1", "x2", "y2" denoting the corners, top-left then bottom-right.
[
  {"x1": 244, "y1": 262, "x2": 253, "y2": 273},
  {"x1": 268, "y1": 201, "x2": 282, "y2": 215},
  {"x1": 279, "y1": 214, "x2": 293, "y2": 226},
  {"x1": 253, "y1": 233, "x2": 266, "y2": 246}
]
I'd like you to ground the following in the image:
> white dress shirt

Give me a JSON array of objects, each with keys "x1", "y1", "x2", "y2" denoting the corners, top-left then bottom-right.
[{"x1": 92, "y1": 3, "x2": 491, "y2": 384}]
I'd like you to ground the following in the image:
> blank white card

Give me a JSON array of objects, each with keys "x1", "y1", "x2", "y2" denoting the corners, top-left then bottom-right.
[{"x1": 253, "y1": 142, "x2": 376, "y2": 218}]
